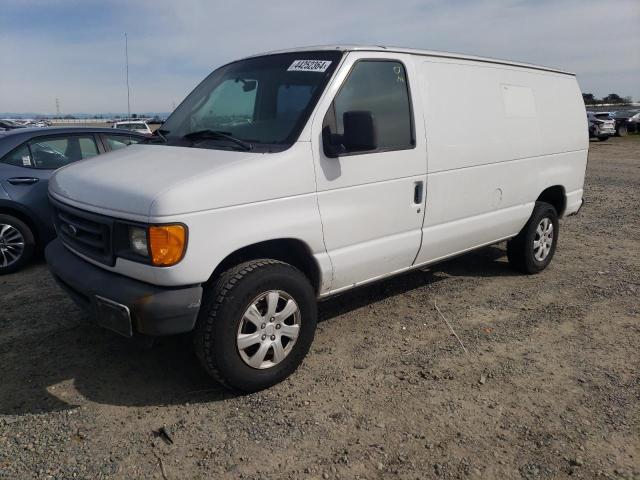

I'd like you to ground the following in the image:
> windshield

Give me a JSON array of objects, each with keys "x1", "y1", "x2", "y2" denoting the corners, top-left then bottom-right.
[
  {"x1": 161, "y1": 51, "x2": 343, "y2": 152},
  {"x1": 613, "y1": 110, "x2": 639, "y2": 118}
]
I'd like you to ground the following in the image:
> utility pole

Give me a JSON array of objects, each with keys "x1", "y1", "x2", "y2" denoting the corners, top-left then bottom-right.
[
  {"x1": 55, "y1": 98, "x2": 60, "y2": 117},
  {"x1": 125, "y1": 32, "x2": 131, "y2": 120}
]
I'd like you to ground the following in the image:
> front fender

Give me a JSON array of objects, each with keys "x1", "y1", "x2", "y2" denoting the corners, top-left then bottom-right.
[
  {"x1": 0, "y1": 198, "x2": 56, "y2": 245},
  {"x1": 0, "y1": 182, "x2": 9, "y2": 200}
]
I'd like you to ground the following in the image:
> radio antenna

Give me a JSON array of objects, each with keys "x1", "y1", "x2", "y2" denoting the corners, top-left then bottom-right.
[{"x1": 125, "y1": 32, "x2": 131, "y2": 120}]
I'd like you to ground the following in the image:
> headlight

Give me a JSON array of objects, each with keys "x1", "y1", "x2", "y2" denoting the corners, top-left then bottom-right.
[
  {"x1": 129, "y1": 226, "x2": 149, "y2": 257},
  {"x1": 122, "y1": 223, "x2": 187, "y2": 266}
]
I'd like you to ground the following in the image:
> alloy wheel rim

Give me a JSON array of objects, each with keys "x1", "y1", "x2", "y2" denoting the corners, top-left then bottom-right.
[
  {"x1": 533, "y1": 217, "x2": 554, "y2": 262},
  {"x1": 236, "y1": 290, "x2": 301, "y2": 370},
  {"x1": 0, "y1": 224, "x2": 25, "y2": 268}
]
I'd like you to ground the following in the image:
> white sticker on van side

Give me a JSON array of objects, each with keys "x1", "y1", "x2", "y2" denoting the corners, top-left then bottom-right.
[
  {"x1": 287, "y1": 60, "x2": 332, "y2": 72},
  {"x1": 502, "y1": 84, "x2": 537, "y2": 118}
]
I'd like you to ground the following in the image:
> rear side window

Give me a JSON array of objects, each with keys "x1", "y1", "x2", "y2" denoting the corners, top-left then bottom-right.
[
  {"x1": 1, "y1": 145, "x2": 32, "y2": 167},
  {"x1": 104, "y1": 134, "x2": 142, "y2": 151},
  {"x1": 1, "y1": 135, "x2": 99, "y2": 169},
  {"x1": 329, "y1": 60, "x2": 414, "y2": 151}
]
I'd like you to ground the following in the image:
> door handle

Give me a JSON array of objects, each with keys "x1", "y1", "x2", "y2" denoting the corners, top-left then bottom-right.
[
  {"x1": 414, "y1": 181, "x2": 424, "y2": 204},
  {"x1": 7, "y1": 177, "x2": 39, "y2": 185}
]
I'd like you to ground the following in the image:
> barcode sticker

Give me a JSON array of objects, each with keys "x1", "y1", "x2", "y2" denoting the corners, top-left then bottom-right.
[{"x1": 287, "y1": 60, "x2": 332, "y2": 72}]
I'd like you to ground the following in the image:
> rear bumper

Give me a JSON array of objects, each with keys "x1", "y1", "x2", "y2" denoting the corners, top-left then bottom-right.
[{"x1": 45, "y1": 239, "x2": 202, "y2": 337}]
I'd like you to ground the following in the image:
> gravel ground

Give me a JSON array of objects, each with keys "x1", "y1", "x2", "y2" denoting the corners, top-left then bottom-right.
[{"x1": 1, "y1": 136, "x2": 639, "y2": 479}]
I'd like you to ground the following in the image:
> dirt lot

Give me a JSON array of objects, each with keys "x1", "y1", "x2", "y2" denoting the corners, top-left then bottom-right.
[{"x1": 1, "y1": 137, "x2": 639, "y2": 479}]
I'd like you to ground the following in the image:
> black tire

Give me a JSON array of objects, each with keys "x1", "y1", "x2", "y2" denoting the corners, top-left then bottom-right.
[
  {"x1": 616, "y1": 125, "x2": 628, "y2": 137},
  {"x1": 507, "y1": 202, "x2": 559, "y2": 274},
  {"x1": 597, "y1": 135, "x2": 609, "y2": 141},
  {"x1": 194, "y1": 259, "x2": 317, "y2": 392},
  {"x1": 0, "y1": 214, "x2": 35, "y2": 275}
]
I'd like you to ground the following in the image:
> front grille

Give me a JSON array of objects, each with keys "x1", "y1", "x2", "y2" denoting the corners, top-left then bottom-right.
[{"x1": 51, "y1": 198, "x2": 115, "y2": 266}]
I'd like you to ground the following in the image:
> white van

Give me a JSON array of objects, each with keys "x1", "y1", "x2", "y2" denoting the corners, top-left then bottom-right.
[{"x1": 46, "y1": 46, "x2": 588, "y2": 391}]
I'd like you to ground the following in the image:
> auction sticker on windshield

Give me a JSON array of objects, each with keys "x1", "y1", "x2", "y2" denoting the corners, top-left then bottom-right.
[{"x1": 287, "y1": 60, "x2": 332, "y2": 72}]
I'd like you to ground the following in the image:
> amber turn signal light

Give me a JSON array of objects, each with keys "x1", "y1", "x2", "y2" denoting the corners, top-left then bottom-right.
[{"x1": 148, "y1": 225, "x2": 187, "y2": 266}]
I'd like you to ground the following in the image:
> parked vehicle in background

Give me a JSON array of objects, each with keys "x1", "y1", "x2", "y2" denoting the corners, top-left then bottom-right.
[
  {"x1": 0, "y1": 120, "x2": 26, "y2": 131},
  {"x1": 113, "y1": 121, "x2": 152, "y2": 135},
  {"x1": 610, "y1": 110, "x2": 640, "y2": 136},
  {"x1": 21, "y1": 120, "x2": 52, "y2": 128},
  {"x1": 0, "y1": 127, "x2": 148, "y2": 273},
  {"x1": 587, "y1": 111, "x2": 616, "y2": 141},
  {"x1": 46, "y1": 46, "x2": 587, "y2": 392}
]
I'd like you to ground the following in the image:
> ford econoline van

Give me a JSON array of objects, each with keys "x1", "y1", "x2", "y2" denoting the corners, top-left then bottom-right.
[{"x1": 45, "y1": 46, "x2": 588, "y2": 391}]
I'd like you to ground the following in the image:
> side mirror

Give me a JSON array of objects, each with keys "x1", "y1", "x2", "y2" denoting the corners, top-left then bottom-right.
[{"x1": 342, "y1": 111, "x2": 377, "y2": 152}]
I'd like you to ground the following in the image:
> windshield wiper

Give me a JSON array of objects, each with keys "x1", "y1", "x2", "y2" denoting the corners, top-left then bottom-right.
[
  {"x1": 154, "y1": 128, "x2": 169, "y2": 142},
  {"x1": 183, "y1": 130, "x2": 253, "y2": 151},
  {"x1": 144, "y1": 128, "x2": 169, "y2": 144}
]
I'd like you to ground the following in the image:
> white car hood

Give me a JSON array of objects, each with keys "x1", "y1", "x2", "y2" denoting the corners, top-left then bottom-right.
[{"x1": 49, "y1": 143, "x2": 315, "y2": 219}]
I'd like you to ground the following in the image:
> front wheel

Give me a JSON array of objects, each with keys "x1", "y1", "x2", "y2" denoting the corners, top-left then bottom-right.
[
  {"x1": 194, "y1": 259, "x2": 317, "y2": 392},
  {"x1": 598, "y1": 135, "x2": 609, "y2": 141},
  {"x1": 507, "y1": 202, "x2": 559, "y2": 274},
  {"x1": 0, "y1": 214, "x2": 35, "y2": 275}
]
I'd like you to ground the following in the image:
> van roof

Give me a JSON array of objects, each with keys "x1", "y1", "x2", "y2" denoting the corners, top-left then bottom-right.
[{"x1": 249, "y1": 45, "x2": 575, "y2": 76}]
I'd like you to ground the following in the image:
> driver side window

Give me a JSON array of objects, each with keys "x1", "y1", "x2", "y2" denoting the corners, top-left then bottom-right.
[{"x1": 323, "y1": 60, "x2": 414, "y2": 154}]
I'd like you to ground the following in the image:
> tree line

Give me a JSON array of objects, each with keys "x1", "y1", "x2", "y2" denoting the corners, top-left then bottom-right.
[{"x1": 582, "y1": 93, "x2": 633, "y2": 106}]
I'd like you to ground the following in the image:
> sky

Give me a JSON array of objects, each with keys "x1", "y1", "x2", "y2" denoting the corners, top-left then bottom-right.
[{"x1": 1, "y1": 0, "x2": 638, "y2": 114}]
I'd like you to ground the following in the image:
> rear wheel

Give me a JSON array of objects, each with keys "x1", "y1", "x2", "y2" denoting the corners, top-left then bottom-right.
[
  {"x1": 597, "y1": 135, "x2": 609, "y2": 141},
  {"x1": 0, "y1": 214, "x2": 35, "y2": 275},
  {"x1": 507, "y1": 202, "x2": 559, "y2": 274},
  {"x1": 616, "y1": 125, "x2": 628, "y2": 137},
  {"x1": 194, "y1": 259, "x2": 317, "y2": 392}
]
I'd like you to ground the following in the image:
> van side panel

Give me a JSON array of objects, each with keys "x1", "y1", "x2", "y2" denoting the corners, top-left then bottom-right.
[
  {"x1": 420, "y1": 59, "x2": 587, "y2": 173},
  {"x1": 414, "y1": 59, "x2": 587, "y2": 266}
]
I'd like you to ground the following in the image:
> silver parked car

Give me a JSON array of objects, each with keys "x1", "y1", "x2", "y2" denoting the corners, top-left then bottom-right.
[{"x1": 587, "y1": 111, "x2": 616, "y2": 141}]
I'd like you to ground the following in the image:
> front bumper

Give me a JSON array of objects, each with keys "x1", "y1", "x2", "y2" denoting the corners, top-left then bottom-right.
[{"x1": 45, "y1": 239, "x2": 203, "y2": 337}]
